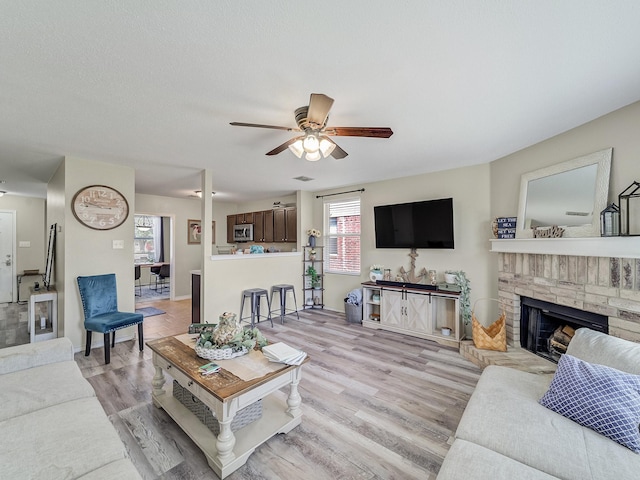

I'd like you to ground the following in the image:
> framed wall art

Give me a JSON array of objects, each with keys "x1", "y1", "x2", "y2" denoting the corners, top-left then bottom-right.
[{"x1": 188, "y1": 219, "x2": 215, "y2": 244}]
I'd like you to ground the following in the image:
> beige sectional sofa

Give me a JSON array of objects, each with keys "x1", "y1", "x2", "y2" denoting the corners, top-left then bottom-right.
[
  {"x1": 0, "y1": 338, "x2": 141, "y2": 479},
  {"x1": 438, "y1": 328, "x2": 640, "y2": 479}
]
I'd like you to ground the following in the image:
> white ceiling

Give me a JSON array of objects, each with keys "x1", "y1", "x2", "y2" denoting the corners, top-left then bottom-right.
[{"x1": 2, "y1": 1, "x2": 640, "y2": 203}]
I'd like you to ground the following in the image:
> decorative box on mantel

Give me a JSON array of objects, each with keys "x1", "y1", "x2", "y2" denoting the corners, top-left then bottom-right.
[{"x1": 489, "y1": 236, "x2": 640, "y2": 259}]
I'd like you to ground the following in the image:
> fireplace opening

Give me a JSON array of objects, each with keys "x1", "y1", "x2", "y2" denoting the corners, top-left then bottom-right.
[{"x1": 520, "y1": 297, "x2": 608, "y2": 363}]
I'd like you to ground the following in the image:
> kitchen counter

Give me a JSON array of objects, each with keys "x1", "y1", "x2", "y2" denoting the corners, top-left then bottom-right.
[{"x1": 209, "y1": 251, "x2": 299, "y2": 261}]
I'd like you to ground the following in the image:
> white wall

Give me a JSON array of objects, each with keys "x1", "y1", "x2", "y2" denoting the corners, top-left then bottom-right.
[
  {"x1": 490, "y1": 100, "x2": 640, "y2": 227},
  {"x1": 312, "y1": 163, "x2": 493, "y2": 327},
  {"x1": 48, "y1": 157, "x2": 137, "y2": 351},
  {"x1": 0, "y1": 194, "x2": 46, "y2": 299},
  {"x1": 202, "y1": 253, "x2": 301, "y2": 321}
]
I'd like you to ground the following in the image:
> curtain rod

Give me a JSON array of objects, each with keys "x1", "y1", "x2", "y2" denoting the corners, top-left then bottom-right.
[{"x1": 316, "y1": 188, "x2": 365, "y2": 199}]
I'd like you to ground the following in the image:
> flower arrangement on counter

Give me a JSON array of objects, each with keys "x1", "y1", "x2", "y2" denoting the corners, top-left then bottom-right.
[
  {"x1": 307, "y1": 228, "x2": 321, "y2": 237},
  {"x1": 370, "y1": 264, "x2": 384, "y2": 272}
]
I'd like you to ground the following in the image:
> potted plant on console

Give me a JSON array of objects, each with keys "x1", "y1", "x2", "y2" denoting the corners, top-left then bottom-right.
[{"x1": 445, "y1": 270, "x2": 472, "y2": 325}]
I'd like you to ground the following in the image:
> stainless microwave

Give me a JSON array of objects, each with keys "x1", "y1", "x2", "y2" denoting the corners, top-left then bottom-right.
[{"x1": 233, "y1": 224, "x2": 254, "y2": 242}]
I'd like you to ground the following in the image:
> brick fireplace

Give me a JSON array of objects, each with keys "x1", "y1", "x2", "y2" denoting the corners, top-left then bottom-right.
[{"x1": 497, "y1": 251, "x2": 640, "y2": 346}]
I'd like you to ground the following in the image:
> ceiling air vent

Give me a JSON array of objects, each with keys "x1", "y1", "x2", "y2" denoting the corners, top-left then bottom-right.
[{"x1": 293, "y1": 176, "x2": 314, "y2": 182}]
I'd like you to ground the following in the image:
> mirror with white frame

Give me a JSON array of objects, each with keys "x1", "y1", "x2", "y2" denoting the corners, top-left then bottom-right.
[{"x1": 516, "y1": 148, "x2": 612, "y2": 238}]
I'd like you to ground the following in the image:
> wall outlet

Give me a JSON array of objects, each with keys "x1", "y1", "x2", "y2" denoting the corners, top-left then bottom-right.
[
  {"x1": 112, "y1": 240, "x2": 124, "y2": 249},
  {"x1": 19, "y1": 241, "x2": 31, "y2": 247}
]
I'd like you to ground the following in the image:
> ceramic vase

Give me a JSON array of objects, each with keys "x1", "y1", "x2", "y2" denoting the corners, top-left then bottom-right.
[{"x1": 308, "y1": 235, "x2": 316, "y2": 248}]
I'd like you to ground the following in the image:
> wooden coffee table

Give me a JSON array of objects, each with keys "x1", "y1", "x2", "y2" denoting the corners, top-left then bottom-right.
[{"x1": 147, "y1": 336, "x2": 306, "y2": 479}]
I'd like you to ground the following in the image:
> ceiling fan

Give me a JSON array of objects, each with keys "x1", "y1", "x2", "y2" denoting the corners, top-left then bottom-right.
[{"x1": 230, "y1": 93, "x2": 393, "y2": 161}]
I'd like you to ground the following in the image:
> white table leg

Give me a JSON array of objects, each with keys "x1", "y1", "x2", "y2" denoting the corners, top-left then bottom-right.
[
  {"x1": 216, "y1": 418, "x2": 237, "y2": 464},
  {"x1": 152, "y1": 364, "x2": 166, "y2": 407},
  {"x1": 286, "y1": 367, "x2": 302, "y2": 418}
]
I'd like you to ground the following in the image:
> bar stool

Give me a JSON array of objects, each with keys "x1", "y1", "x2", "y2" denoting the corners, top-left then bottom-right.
[
  {"x1": 240, "y1": 288, "x2": 273, "y2": 328},
  {"x1": 270, "y1": 284, "x2": 299, "y2": 324}
]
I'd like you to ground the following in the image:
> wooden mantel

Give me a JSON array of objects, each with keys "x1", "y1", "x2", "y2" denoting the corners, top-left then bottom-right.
[{"x1": 490, "y1": 236, "x2": 640, "y2": 259}]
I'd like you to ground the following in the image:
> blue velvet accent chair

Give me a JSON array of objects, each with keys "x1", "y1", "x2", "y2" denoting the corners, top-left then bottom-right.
[{"x1": 77, "y1": 273, "x2": 144, "y2": 364}]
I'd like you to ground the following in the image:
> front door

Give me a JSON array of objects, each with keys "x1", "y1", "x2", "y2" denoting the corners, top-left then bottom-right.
[{"x1": 0, "y1": 211, "x2": 16, "y2": 303}]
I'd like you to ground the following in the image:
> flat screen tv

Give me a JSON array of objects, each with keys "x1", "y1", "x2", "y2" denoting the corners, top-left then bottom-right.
[{"x1": 374, "y1": 198, "x2": 454, "y2": 249}]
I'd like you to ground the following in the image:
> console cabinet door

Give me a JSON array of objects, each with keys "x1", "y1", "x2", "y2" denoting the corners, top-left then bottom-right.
[
  {"x1": 381, "y1": 289, "x2": 403, "y2": 327},
  {"x1": 405, "y1": 292, "x2": 431, "y2": 333}
]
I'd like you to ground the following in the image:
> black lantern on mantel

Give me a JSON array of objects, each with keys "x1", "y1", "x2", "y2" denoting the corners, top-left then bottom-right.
[
  {"x1": 618, "y1": 181, "x2": 640, "y2": 236},
  {"x1": 600, "y1": 203, "x2": 620, "y2": 237}
]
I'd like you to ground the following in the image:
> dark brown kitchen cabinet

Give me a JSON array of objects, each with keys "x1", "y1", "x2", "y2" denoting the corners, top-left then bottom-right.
[
  {"x1": 253, "y1": 210, "x2": 274, "y2": 243},
  {"x1": 274, "y1": 207, "x2": 297, "y2": 243},
  {"x1": 226, "y1": 215, "x2": 236, "y2": 244},
  {"x1": 236, "y1": 212, "x2": 253, "y2": 224}
]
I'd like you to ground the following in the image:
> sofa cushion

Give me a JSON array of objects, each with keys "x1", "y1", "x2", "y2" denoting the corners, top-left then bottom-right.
[
  {"x1": 0, "y1": 337, "x2": 73, "y2": 374},
  {"x1": 566, "y1": 328, "x2": 640, "y2": 375},
  {"x1": 539, "y1": 353, "x2": 640, "y2": 452},
  {"x1": 0, "y1": 397, "x2": 129, "y2": 479},
  {"x1": 0, "y1": 360, "x2": 96, "y2": 421},
  {"x1": 455, "y1": 365, "x2": 640, "y2": 480},
  {"x1": 437, "y1": 439, "x2": 559, "y2": 480}
]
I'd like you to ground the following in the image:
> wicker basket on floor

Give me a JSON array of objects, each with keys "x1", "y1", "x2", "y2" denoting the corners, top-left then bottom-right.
[
  {"x1": 472, "y1": 298, "x2": 507, "y2": 352},
  {"x1": 172, "y1": 380, "x2": 262, "y2": 435}
]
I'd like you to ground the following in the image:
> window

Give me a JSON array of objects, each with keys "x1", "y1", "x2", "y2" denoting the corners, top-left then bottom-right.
[
  {"x1": 134, "y1": 215, "x2": 162, "y2": 263},
  {"x1": 325, "y1": 198, "x2": 360, "y2": 274}
]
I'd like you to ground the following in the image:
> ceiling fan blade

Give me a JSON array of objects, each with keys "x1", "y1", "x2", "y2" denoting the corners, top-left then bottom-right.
[
  {"x1": 266, "y1": 136, "x2": 304, "y2": 156},
  {"x1": 307, "y1": 93, "x2": 334, "y2": 128},
  {"x1": 230, "y1": 122, "x2": 300, "y2": 132},
  {"x1": 323, "y1": 137, "x2": 348, "y2": 159},
  {"x1": 324, "y1": 127, "x2": 394, "y2": 138}
]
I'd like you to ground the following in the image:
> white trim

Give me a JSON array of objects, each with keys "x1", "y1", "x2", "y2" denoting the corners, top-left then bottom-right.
[{"x1": 490, "y1": 236, "x2": 640, "y2": 258}]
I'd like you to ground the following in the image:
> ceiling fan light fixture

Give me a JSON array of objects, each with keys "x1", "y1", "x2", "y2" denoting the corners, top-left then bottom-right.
[
  {"x1": 288, "y1": 139, "x2": 304, "y2": 158},
  {"x1": 305, "y1": 150, "x2": 321, "y2": 162},
  {"x1": 319, "y1": 137, "x2": 336, "y2": 158},
  {"x1": 195, "y1": 190, "x2": 215, "y2": 198},
  {"x1": 302, "y1": 133, "x2": 320, "y2": 153}
]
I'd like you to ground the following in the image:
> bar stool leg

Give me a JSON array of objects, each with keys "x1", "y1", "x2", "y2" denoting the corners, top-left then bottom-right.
[
  {"x1": 291, "y1": 288, "x2": 300, "y2": 320},
  {"x1": 279, "y1": 289, "x2": 286, "y2": 324},
  {"x1": 240, "y1": 293, "x2": 247, "y2": 326},
  {"x1": 251, "y1": 293, "x2": 259, "y2": 329}
]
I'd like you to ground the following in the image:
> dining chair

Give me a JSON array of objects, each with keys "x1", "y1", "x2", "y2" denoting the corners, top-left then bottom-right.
[
  {"x1": 77, "y1": 273, "x2": 144, "y2": 364},
  {"x1": 134, "y1": 265, "x2": 142, "y2": 296},
  {"x1": 152, "y1": 263, "x2": 170, "y2": 293}
]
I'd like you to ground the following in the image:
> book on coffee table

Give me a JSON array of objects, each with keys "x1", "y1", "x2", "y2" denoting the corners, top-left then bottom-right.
[{"x1": 262, "y1": 342, "x2": 307, "y2": 366}]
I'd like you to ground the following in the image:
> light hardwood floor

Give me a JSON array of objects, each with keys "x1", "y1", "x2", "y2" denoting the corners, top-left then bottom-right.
[{"x1": 75, "y1": 299, "x2": 481, "y2": 480}]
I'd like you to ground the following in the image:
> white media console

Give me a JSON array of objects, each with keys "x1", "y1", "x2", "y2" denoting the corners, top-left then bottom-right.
[{"x1": 361, "y1": 281, "x2": 463, "y2": 347}]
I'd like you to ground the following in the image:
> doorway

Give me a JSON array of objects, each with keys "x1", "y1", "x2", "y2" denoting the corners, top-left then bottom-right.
[
  {"x1": 134, "y1": 214, "x2": 173, "y2": 303},
  {"x1": 0, "y1": 210, "x2": 16, "y2": 303}
]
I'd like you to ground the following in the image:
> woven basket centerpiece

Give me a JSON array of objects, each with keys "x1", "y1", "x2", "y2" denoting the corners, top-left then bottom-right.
[{"x1": 194, "y1": 312, "x2": 267, "y2": 360}]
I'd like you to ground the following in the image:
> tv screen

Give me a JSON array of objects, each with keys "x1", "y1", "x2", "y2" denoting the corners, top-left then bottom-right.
[{"x1": 374, "y1": 198, "x2": 454, "y2": 249}]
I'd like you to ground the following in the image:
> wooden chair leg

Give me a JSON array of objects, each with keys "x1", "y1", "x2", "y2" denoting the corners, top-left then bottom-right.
[
  {"x1": 138, "y1": 323, "x2": 144, "y2": 351},
  {"x1": 104, "y1": 333, "x2": 111, "y2": 364},
  {"x1": 85, "y1": 331, "x2": 92, "y2": 356}
]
